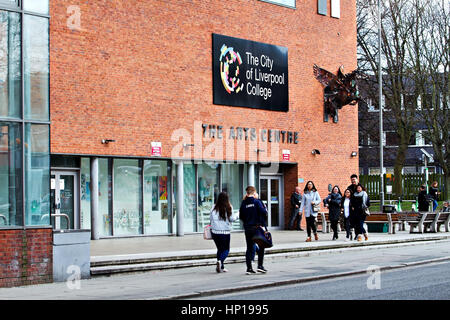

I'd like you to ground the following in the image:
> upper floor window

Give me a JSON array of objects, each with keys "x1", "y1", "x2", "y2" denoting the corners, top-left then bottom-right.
[
  {"x1": 0, "y1": 0, "x2": 19, "y2": 9},
  {"x1": 260, "y1": 0, "x2": 296, "y2": 9},
  {"x1": 23, "y1": 0, "x2": 48, "y2": 15}
]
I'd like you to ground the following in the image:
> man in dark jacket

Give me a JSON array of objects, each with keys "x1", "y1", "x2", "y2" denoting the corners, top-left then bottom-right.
[
  {"x1": 347, "y1": 174, "x2": 359, "y2": 194},
  {"x1": 239, "y1": 186, "x2": 268, "y2": 275},
  {"x1": 418, "y1": 185, "x2": 430, "y2": 212},
  {"x1": 288, "y1": 187, "x2": 303, "y2": 230}
]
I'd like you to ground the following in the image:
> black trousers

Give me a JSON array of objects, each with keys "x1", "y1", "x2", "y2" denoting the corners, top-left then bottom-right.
[
  {"x1": 244, "y1": 227, "x2": 265, "y2": 269},
  {"x1": 306, "y1": 216, "x2": 317, "y2": 237},
  {"x1": 344, "y1": 217, "x2": 352, "y2": 238},
  {"x1": 288, "y1": 209, "x2": 302, "y2": 230},
  {"x1": 330, "y1": 220, "x2": 339, "y2": 237}
]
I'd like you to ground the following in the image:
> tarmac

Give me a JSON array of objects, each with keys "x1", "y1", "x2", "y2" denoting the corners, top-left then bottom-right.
[{"x1": 1, "y1": 228, "x2": 450, "y2": 300}]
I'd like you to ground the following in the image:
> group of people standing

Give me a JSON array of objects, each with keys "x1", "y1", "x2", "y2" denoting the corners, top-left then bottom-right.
[{"x1": 289, "y1": 174, "x2": 371, "y2": 242}]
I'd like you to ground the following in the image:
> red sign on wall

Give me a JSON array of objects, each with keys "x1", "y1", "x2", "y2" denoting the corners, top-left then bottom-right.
[
  {"x1": 282, "y1": 149, "x2": 290, "y2": 161},
  {"x1": 151, "y1": 142, "x2": 162, "y2": 157}
]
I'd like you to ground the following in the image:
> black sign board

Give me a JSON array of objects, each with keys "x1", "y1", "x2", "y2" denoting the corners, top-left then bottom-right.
[{"x1": 212, "y1": 33, "x2": 289, "y2": 112}]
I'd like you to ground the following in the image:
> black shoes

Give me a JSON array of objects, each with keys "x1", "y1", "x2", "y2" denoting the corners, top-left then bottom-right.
[
  {"x1": 246, "y1": 269, "x2": 256, "y2": 275},
  {"x1": 246, "y1": 266, "x2": 267, "y2": 274},
  {"x1": 257, "y1": 266, "x2": 267, "y2": 273}
]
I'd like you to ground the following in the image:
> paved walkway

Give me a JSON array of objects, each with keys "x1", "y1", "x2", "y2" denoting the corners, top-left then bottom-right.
[
  {"x1": 90, "y1": 229, "x2": 450, "y2": 258},
  {"x1": 2, "y1": 236, "x2": 450, "y2": 300}
]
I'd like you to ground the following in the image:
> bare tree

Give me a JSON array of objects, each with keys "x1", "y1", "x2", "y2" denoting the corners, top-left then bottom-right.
[
  {"x1": 357, "y1": 0, "x2": 420, "y2": 197},
  {"x1": 407, "y1": 0, "x2": 449, "y2": 199}
]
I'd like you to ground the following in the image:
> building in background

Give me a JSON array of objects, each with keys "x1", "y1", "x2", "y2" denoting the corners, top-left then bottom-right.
[{"x1": 0, "y1": 0, "x2": 358, "y2": 287}]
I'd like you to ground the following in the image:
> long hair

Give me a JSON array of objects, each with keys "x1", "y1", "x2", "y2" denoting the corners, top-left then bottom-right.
[
  {"x1": 304, "y1": 181, "x2": 317, "y2": 193},
  {"x1": 332, "y1": 185, "x2": 342, "y2": 196},
  {"x1": 214, "y1": 192, "x2": 232, "y2": 221}
]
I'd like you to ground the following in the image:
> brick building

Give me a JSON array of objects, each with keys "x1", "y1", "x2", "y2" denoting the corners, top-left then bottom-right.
[{"x1": 0, "y1": 0, "x2": 358, "y2": 287}]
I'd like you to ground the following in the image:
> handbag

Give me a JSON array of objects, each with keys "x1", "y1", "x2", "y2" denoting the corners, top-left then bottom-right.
[
  {"x1": 252, "y1": 226, "x2": 273, "y2": 249},
  {"x1": 313, "y1": 203, "x2": 320, "y2": 212},
  {"x1": 203, "y1": 225, "x2": 213, "y2": 240}
]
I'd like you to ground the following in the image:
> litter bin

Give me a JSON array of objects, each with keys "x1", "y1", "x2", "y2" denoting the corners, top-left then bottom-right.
[{"x1": 382, "y1": 205, "x2": 396, "y2": 213}]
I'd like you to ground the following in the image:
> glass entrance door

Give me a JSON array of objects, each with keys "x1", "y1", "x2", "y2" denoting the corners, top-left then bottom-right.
[
  {"x1": 259, "y1": 176, "x2": 283, "y2": 228},
  {"x1": 50, "y1": 171, "x2": 79, "y2": 229}
]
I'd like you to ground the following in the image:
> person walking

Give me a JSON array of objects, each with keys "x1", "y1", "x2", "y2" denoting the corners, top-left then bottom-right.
[
  {"x1": 288, "y1": 186, "x2": 303, "y2": 231},
  {"x1": 239, "y1": 186, "x2": 268, "y2": 275},
  {"x1": 323, "y1": 185, "x2": 342, "y2": 240},
  {"x1": 417, "y1": 185, "x2": 430, "y2": 212},
  {"x1": 341, "y1": 188, "x2": 353, "y2": 241},
  {"x1": 429, "y1": 181, "x2": 440, "y2": 211},
  {"x1": 209, "y1": 192, "x2": 238, "y2": 273},
  {"x1": 351, "y1": 183, "x2": 369, "y2": 242},
  {"x1": 299, "y1": 181, "x2": 321, "y2": 242}
]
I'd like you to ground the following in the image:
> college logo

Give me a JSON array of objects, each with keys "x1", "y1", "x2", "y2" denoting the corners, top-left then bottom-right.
[{"x1": 219, "y1": 44, "x2": 244, "y2": 94}]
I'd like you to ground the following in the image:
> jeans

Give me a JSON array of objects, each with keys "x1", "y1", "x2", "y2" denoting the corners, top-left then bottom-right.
[
  {"x1": 245, "y1": 227, "x2": 265, "y2": 269},
  {"x1": 344, "y1": 217, "x2": 352, "y2": 238},
  {"x1": 288, "y1": 208, "x2": 302, "y2": 230},
  {"x1": 354, "y1": 214, "x2": 367, "y2": 236},
  {"x1": 433, "y1": 200, "x2": 438, "y2": 211},
  {"x1": 306, "y1": 216, "x2": 317, "y2": 237},
  {"x1": 211, "y1": 232, "x2": 230, "y2": 268}
]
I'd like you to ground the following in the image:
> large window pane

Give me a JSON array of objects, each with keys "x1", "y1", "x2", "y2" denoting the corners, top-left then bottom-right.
[
  {"x1": 24, "y1": 15, "x2": 49, "y2": 121},
  {"x1": 0, "y1": 1, "x2": 19, "y2": 9},
  {"x1": 23, "y1": 0, "x2": 48, "y2": 15},
  {"x1": 182, "y1": 163, "x2": 196, "y2": 233},
  {"x1": 25, "y1": 124, "x2": 50, "y2": 226},
  {"x1": 221, "y1": 164, "x2": 244, "y2": 230},
  {"x1": 143, "y1": 160, "x2": 169, "y2": 234},
  {"x1": 0, "y1": 122, "x2": 22, "y2": 226},
  {"x1": 0, "y1": 11, "x2": 21, "y2": 119},
  {"x1": 197, "y1": 163, "x2": 219, "y2": 232},
  {"x1": 80, "y1": 158, "x2": 90, "y2": 230},
  {"x1": 99, "y1": 159, "x2": 112, "y2": 236},
  {"x1": 113, "y1": 159, "x2": 141, "y2": 236}
]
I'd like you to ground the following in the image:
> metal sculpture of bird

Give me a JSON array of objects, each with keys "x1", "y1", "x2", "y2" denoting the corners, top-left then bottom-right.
[{"x1": 313, "y1": 64, "x2": 361, "y2": 123}]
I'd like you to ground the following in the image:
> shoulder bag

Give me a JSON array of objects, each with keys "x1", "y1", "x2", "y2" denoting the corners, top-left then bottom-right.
[
  {"x1": 203, "y1": 224, "x2": 213, "y2": 240},
  {"x1": 252, "y1": 226, "x2": 273, "y2": 249}
]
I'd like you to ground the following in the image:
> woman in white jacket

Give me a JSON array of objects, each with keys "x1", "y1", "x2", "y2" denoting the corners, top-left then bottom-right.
[
  {"x1": 300, "y1": 181, "x2": 321, "y2": 242},
  {"x1": 210, "y1": 192, "x2": 238, "y2": 273}
]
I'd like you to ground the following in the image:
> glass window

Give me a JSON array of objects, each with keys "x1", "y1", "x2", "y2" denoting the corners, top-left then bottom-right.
[
  {"x1": 0, "y1": 11, "x2": 21, "y2": 119},
  {"x1": 23, "y1": 0, "x2": 49, "y2": 15},
  {"x1": 98, "y1": 158, "x2": 112, "y2": 236},
  {"x1": 25, "y1": 124, "x2": 50, "y2": 226},
  {"x1": 221, "y1": 164, "x2": 244, "y2": 231},
  {"x1": 80, "y1": 158, "x2": 90, "y2": 230},
  {"x1": 182, "y1": 162, "x2": 196, "y2": 233},
  {"x1": 0, "y1": 1, "x2": 19, "y2": 9},
  {"x1": 0, "y1": 122, "x2": 22, "y2": 227},
  {"x1": 143, "y1": 160, "x2": 169, "y2": 235},
  {"x1": 197, "y1": 163, "x2": 219, "y2": 232},
  {"x1": 113, "y1": 159, "x2": 141, "y2": 236},
  {"x1": 24, "y1": 15, "x2": 49, "y2": 121}
]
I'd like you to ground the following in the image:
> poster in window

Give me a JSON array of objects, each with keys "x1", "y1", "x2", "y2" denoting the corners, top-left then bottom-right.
[{"x1": 159, "y1": 176, "x2": 168, "y2": 200}]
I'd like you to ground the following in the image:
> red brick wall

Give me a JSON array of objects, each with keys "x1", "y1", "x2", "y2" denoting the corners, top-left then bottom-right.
[
  {"x1": 0, "y1": 229, "x2": 53, "y2": 288},
  {"x1": 50, "y1": 0, "x2": 358, "y2": 205}
]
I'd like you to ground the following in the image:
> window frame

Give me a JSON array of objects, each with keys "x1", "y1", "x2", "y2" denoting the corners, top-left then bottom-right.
[{"x1": 0, "y1": 3, "x2": 50, "y2": 229}]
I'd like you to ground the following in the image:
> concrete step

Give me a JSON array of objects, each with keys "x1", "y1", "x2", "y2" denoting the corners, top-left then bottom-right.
[{"x1": 90, "y1": 234, "x2": 450, "y2": 276}]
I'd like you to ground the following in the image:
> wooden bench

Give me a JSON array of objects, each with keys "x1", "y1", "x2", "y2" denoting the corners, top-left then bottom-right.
[
  {"x1": 364, "y1": 212, "x2": 392, "y2": 233},
  {"x1": 317, "y1": 212, "x2": 342, "y2": 233},
  {"x1": 403, "y1": 212, "x2": 427, "y2": 233},
  {"x1": 388, "y1": 212, "x2": 403, "y2": 234},
  {"x1": 436, "y1": 212, "x2": 450, "y2": 232},
  {"x1": 422, "y1": 212, "x2": 439, "y2": 233}
]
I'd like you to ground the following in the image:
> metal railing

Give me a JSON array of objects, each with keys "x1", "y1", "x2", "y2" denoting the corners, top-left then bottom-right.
[
  {"x1": 41, "y1": 213, "x2": 71, "y2": 230},
  {"x1": 0, "y1": 214, "x2": 7, "y2": 225}
]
